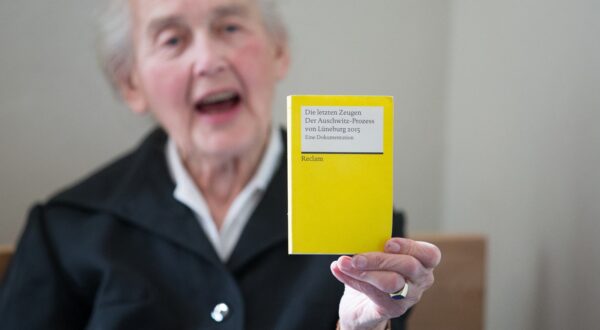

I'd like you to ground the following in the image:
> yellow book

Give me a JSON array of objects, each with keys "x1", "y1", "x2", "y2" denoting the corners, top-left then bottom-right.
[{"x1": 287, "y1": 95, "x2": 394, "y2": 254}]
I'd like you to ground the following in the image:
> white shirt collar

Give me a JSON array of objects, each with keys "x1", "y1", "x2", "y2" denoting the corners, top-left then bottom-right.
[{"x1": 165, "y1": 128, "x2": 283, "y2": 261}]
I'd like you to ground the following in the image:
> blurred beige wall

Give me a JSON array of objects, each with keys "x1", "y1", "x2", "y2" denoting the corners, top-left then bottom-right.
[
  {"x1": 1, "y1": 1, "x2": 599, "y2": 329},
  {"x1": 0, "y1": 0, "x2": 155, "y2": 244},
  {"x1": 442, "y1": 0, "x2": 600, "y2": 329}
]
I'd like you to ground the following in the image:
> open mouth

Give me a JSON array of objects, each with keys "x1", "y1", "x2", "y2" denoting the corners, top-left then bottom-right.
[{"x1": 195, "y1": 91, "x2": 241, "y2": 114}]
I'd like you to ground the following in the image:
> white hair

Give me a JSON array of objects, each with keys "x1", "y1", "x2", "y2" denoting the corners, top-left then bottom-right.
[{"x1": 96, "y1": 0, "x2": 287, "y2": 92}]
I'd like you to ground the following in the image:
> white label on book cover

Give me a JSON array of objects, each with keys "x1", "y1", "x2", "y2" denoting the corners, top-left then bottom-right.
[{"x1": 301, "y1": 106, "x2": 383, "y2": 154}]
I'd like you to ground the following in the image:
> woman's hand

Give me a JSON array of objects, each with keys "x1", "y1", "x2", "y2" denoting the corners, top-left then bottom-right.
[{"x1": 330, "y1": 237, "x2": 442, "y2": 330}]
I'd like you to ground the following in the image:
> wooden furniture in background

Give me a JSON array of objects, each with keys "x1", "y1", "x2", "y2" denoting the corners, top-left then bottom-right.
[
  {"x1": 0, "y1": 245, "x2": 13, "y2": 282},
  {"x1": 407, "y1": 234, "x2": 487, "y2": 330}
]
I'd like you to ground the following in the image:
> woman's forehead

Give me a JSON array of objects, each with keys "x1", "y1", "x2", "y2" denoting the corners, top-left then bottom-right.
[{"x1": 129, "y1": 0, "x2": 260, "y2": 27}]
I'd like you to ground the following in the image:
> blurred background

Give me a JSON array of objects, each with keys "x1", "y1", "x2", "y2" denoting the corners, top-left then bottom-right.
[{"x1": 1, "y1": 0, "x2": 598, "y2": 329}]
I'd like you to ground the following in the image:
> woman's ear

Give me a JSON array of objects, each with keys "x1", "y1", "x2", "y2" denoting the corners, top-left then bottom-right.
[{"x1": 118, "y1": 70, "x2": 148, "y2": 114}]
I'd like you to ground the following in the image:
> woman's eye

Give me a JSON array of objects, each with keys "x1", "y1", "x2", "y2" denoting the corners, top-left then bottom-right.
[
  {"x1": 156, "y1": 29, "x2": 186, "y2": 50},
  {"x1": 165, "y1": 36, "x2": 180, "y2": 47},
  {"x1": 223, "y1": 24, "x2": 240, "y2": 33}
]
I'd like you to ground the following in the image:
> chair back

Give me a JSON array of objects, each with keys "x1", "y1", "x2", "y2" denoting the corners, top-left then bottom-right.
[
  {"x1": 407, "y1": 234, "x2": 487, "y2": 330},
  {"x1": 0, "y1": 245, "x2": 13, "y2": 282}
]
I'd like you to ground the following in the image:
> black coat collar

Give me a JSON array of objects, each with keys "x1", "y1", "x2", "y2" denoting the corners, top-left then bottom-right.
[{"x1": 51, "y1": 127, "x2": 288, "y2": 271}]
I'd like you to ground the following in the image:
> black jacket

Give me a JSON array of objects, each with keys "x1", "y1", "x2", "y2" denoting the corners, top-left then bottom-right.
[{"x1": 0, "y1": 128, "x2": 407, "y2": 329}]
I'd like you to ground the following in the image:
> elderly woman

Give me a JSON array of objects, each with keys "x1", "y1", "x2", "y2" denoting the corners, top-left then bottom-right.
[{"x1": 0, "y1": 0, "x2": 440, "y2": 329}]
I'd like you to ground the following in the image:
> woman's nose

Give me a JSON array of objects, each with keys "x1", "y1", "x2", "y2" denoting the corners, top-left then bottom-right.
[{"x1": 191, "y1": 36, "x2": 227, "y2": 77}]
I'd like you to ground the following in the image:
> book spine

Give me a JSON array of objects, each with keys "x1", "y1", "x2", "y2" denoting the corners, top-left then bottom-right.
[{"x1": 286, "y1": 95, "x2": 294, "y2": 253}]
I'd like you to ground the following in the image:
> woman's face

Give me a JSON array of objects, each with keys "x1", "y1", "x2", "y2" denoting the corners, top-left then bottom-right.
[{"x1": 122, "y1": 0, "x2": 289, "y2": 160}]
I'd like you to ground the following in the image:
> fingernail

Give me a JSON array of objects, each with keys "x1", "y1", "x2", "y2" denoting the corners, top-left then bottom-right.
[
  {"x1": 352, "y1": 255, "x2": 367, "y2": 269},
  {"x1": 418, "y1": 241, "x2": 436, "y2": 250},
  {"x1": 339, "y1": 257, "x2": 353, "y2": 270},
  {"x1": 386, "y1": 241, "x2": 401, "y2": 253}
]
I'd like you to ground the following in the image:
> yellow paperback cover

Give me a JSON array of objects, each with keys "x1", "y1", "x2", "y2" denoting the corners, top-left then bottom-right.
[{"x1": 287, "y1": 95, "x2": 393, "y2": 254}]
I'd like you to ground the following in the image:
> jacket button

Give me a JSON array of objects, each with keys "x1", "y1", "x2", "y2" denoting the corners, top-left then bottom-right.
[{"x1": 211, "y1": 303, "x2": 229, "y2": 322}]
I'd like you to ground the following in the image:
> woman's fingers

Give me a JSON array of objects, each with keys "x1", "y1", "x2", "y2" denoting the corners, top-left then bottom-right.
[{"x1": 384, "y1": 238, "x2": 442, "y2": 269}]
